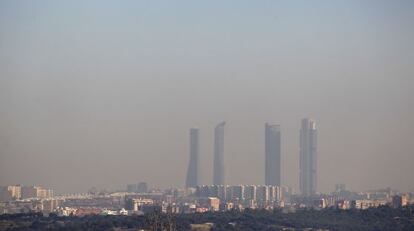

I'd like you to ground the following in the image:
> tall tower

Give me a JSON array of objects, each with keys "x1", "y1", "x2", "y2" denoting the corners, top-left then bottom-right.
[
  {"x1": 265, "y1": 123, "x2": 281, "y2": 186},
  {"x1": 213, "y1": 122, "x2": 226, "y2": 185},
  {"x1": 299, "y1": 118, "x2": 317, "y2": 196},
  {"x1": 185, "y1": 128, "x2": 200, "y2": 188}
]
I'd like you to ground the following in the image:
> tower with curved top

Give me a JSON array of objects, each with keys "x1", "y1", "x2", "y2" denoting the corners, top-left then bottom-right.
[{"x1": 186, "y1": 128, "x2": 200, "y2": 188}]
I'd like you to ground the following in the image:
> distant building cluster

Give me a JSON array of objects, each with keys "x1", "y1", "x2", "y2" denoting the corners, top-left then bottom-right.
[
  {"x1": 1, "y1": 119, "x2": 413, "y2": 216},
  {"x1": 185, "y1": 118, "x2": 317, "y2": 196},
  {"x1": 195, "y1": 184, "x2": 291, "y2": 210},
  {"x1": 0, "y1": 185, "x2": 56, "y2": 214},
  {"x1": 0, "y1": 183, "x2": 413, "y2": 216},
  {"x1": 126, "y1": 182, "x2": 148, "y2": 194},
  {"x1": 0, "y1": 185, "x2": 53, "y2": 201}
]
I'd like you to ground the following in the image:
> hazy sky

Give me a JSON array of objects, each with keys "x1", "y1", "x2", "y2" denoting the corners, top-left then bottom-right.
[{"x1": 0, "y1": 0, "x2": 413, "y2": 194}]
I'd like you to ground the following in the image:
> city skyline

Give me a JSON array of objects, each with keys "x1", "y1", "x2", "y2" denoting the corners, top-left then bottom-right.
[
  {"x1": 1, "y1": 1, "x2": 413, "y2": 194},
  {"x1": 1, "y1": 116, "x2": 412, "y2": 194}
]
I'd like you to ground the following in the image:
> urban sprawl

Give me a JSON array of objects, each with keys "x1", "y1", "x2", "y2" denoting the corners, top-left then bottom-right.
[{"x1": 1, "y1": 119, "x2": 412, "y2": 216}]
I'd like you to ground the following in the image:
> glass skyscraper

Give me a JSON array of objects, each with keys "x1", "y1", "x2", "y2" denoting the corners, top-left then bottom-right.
[
  {"x1": 213, "y1": 121, "x2": 226, "y2": 185},
  {"x1": 265, "y1": 123, "x2": 281, "y2": 186},
  {"x1": 299, "y1": 118, "x2": 317, "y2": 196},
  {"x1": 185, "y1": 128, "x2": 200, "y2": 188}
]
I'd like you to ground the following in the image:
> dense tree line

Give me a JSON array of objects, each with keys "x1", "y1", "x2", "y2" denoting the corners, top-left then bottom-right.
[{"x1": 0, "y1": 205, "x2": 413, "y2": 231}]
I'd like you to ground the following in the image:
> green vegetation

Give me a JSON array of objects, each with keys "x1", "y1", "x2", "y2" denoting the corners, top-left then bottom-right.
[{"x1": 0, "y1": 205, "x2": 413, "y2": 231}]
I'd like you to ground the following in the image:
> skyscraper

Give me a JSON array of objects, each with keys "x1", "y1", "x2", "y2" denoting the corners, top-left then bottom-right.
[
  {"x1": 265, "y1": 123, "x2": 281, "y2": 186},
  {"x1": 185, "y1": 128, "x2": 200, "y2": 188},
  {"x1": 213, "y1": 121, "x2": 225, "y2": 185},
  {"x1": 299, "y1": 118, "x2": 317, "y2": 196}
]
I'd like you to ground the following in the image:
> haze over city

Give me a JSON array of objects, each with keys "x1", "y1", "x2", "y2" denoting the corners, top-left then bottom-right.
[{"x1": 0, "y1": 0, "x2": 413, "y2": 195}]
